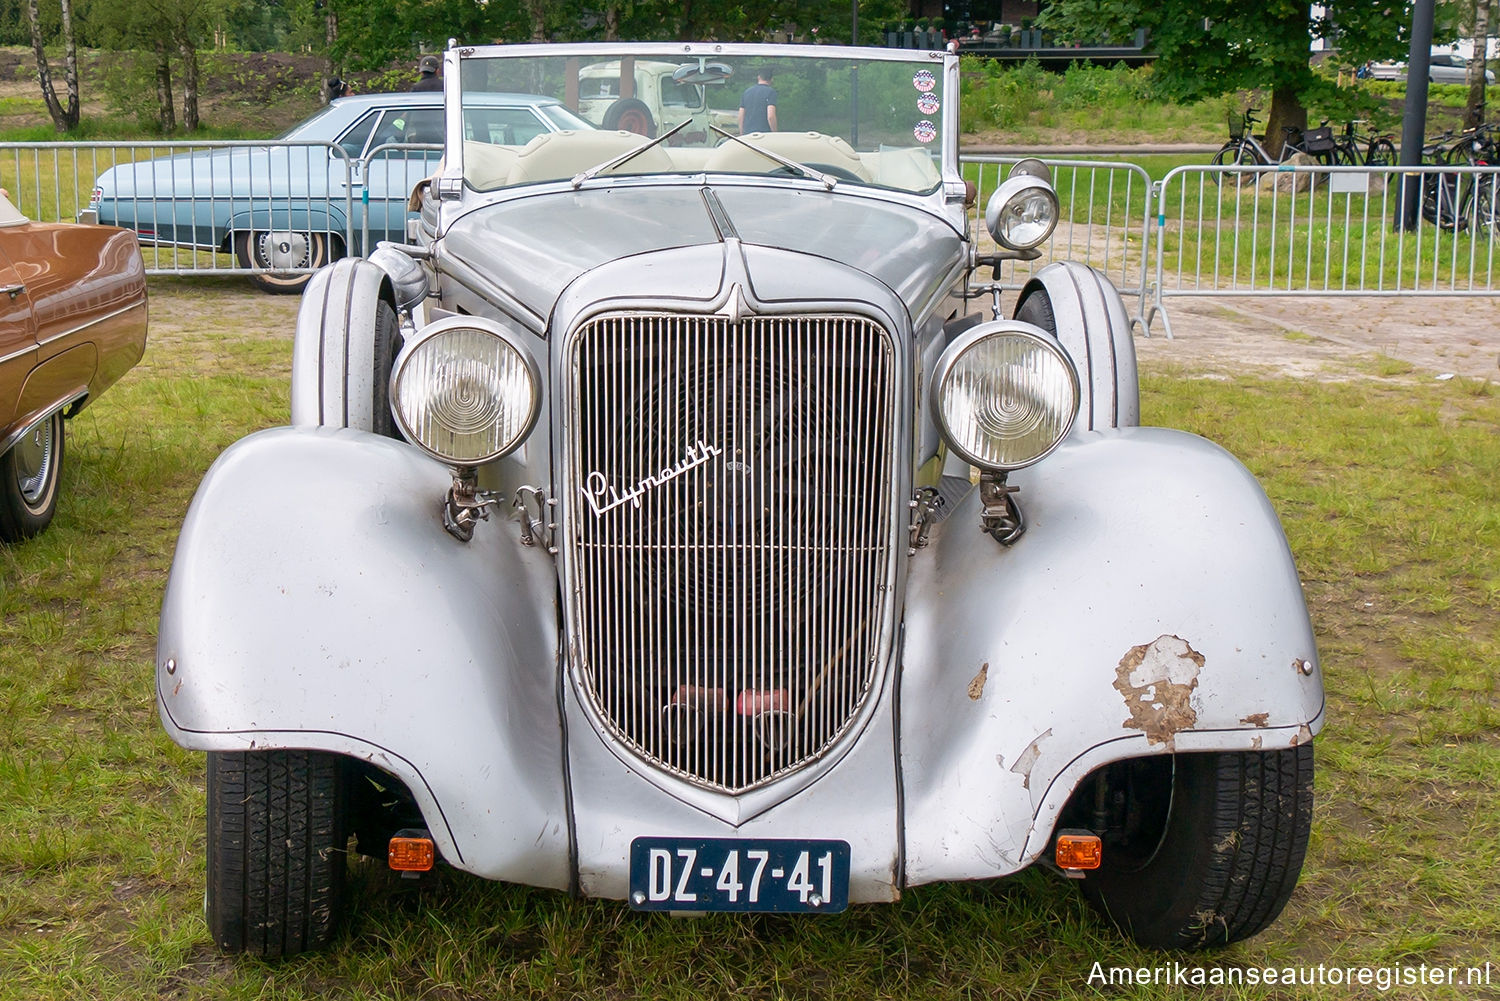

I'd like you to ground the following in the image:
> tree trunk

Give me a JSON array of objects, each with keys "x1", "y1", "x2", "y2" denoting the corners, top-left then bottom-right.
[
  {"x1": 1263, "y1": 85, "x2": 1307, "y2": 160},
  {"x1": 604, "y1": 2, "x2": 618, "y2": 41},
  {"x1": 155, "y1": 42, "x2": 176, "y2": 134},
  {"x1": 1464, "y1": 0, "x2": 1489, "y2": 130},
  {"x1": 526, "y1": 0, "x2": 547, "y2": 41},
  {"x1": 59, "y1": 0, "x2": 78, "y2": 128},
  {"x1": 179, "y1": 41, "x2": 199, "y2": 132},
  {"x1": 24, "y1": 0, "x2": 79, "y2": 132}
]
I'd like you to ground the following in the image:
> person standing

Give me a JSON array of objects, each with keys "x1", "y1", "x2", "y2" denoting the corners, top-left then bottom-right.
[
  {"x1": 411, "y1": 54, "x2": 442, "y2": 92},
  {"x1": 738, "y1": 69, "x2": 778, "y2": 134}
]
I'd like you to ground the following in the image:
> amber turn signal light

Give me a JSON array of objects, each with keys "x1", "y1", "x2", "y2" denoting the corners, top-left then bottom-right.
[
  {"x1": 1055, "y1": 831, "x2": 1102, "y2": 871},
  {"x1": 389, "y1": 833, "x2": 436, "y2": 872}
]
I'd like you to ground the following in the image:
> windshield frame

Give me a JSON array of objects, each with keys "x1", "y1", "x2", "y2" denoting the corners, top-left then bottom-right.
[{"x1": 439, "y1": 42, "x2": 960, "y2": 199}]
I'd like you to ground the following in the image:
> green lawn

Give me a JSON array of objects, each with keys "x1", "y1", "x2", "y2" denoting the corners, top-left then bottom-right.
[{"x1": 1, "y1": 281, "x2": 1496, "y2": 998}]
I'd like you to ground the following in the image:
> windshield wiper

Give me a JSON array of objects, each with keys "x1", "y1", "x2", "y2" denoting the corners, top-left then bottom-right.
[
  {"x1": 571, "y1": 119, "x2": 691, "y2": 189},
  {"x1": 707, "y1": 126, "x2": 838, "y2": 190}
]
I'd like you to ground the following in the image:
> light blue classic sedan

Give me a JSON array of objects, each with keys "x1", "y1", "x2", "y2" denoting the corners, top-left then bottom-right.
[{"x1": 84, "y1": 92, "x2": 593, "y2": 292}]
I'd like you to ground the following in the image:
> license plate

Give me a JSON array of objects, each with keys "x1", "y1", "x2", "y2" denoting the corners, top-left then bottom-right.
[{"x1": 628, "y1": 837, "x2": 850, "y2": 913}]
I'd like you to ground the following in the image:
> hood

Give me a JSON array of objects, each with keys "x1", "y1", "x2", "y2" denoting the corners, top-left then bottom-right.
[{"x1": 439, "y1": 184, "x2": 964, "y2": 326}]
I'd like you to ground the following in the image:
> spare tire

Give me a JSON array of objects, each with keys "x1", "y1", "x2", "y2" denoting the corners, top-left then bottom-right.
[{"x1": 602, "y1": 98, "x2": 656, "y2": 138}]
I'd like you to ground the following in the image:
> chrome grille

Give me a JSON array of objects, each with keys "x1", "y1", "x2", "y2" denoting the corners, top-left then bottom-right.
[{"x1": 565, "y1": 312, "x2": 898, "y2": 793}]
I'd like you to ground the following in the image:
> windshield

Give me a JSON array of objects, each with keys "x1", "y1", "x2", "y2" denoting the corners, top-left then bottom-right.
[{"x1": 456, "y1": 45, "x2": 948, "y2": 196}]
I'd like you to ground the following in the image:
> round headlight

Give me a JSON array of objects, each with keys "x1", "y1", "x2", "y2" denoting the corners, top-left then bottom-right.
[
  {"x1": 390, "y1": 316, "x2": 541, "y2": 465},
  {"x1": 985, "y1": 175, "x2": 1059, "y2": 251},
  {"x1": 931, "y1": 322, "x2": 1080, "y2": 470}
]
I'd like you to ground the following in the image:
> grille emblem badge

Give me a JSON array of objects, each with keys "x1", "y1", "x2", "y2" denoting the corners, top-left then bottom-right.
[{"x1": 581, "y1": 440, "x2": 724, "y2": 517}]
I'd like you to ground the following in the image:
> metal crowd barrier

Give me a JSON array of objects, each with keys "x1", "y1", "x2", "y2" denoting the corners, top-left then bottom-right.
[
  {"x1": 359, "y1": 142, "x2": 443, "y2": 254},
  {"x1": 0, "y1": 140, "x2": 356, "y2": 278},
  {"x1": 965, "y1": 155, "x2": 1155, "y2": 331},
  {"x1": 1147, "y1": 162, "x2": 1500, "y2": 337},
  {"x1": 5, "y1": 140, "x2": 1500, "y2": 327}
]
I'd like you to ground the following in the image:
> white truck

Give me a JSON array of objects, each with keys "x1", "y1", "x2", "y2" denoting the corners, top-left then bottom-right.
[{"x1": 576, "y1": 58, "x2": 740, "y2": 142}]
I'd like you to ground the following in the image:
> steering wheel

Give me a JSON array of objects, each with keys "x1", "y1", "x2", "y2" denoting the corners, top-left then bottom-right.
[{"x1": 770, "y1": 162, "x2": 866, "y2": 182}]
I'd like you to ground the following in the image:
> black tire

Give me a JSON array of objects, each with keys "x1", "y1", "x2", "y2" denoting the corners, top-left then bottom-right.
[
  {"x1": 1080, "y1": 745, "x2": 1314, "y2": 950},
  {"x1": 234, "y1": 229, "x2": 336, "y2": 295},
  {"x1": 602, "y1": 98, "x2": 656, "y2": 138},
  {"x1": 1210, "y1": 142, "x2": 1261, "y2": 188},
  {"x1": 1366, "y1": 138, "x2": 1397, "y2": 167},
  {"x1": 371, "y1": 298, "x2": 401, "y2": 440},
  {"x1": 207, "y1": 750, "x2": 346, "y2": 957},
  {"x1": 0, "y1": 411, "x2": 64, "y2": 542}
]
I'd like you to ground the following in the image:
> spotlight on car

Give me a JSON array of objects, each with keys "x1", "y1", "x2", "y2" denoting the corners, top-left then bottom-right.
[
  {"x1": 389, "y1": 316, "x2": 541, "y2": 466},
  {"x1": 985, "y1": 173, "x2": 1059, "y2": 251},
  {"x1": 930, "y1": 321, "x2": 1080, "y2": 471}
]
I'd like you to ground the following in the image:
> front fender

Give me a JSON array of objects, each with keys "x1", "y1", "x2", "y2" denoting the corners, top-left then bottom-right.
[
  {"x1": 156, "y1": 426, "x2": 568, "y2": 886},
  {"x1": 900, "y1": 427, "x2": 1324, "y2": 884}
]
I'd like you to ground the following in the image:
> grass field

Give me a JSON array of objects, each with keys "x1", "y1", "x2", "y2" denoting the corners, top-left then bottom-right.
[{"x1": 0, "y1": 280, "x2": 1496, "y2": 999}]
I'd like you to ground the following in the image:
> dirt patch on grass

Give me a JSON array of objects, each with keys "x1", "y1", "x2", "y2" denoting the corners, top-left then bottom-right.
[{"x1": 1136, "y1": 294, "x2": 1500, "y2": 383}]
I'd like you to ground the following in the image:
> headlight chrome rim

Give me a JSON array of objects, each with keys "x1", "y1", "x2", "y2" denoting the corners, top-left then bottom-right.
[
  {"x1": 390, "y1": 316, "x2": 542, "y2": 466},
  {"x1": 930, "y1": 321, "x2": 1080, "y2": 471},
  {"x1": 984, "y1": 174, "x2": 1060, "y2": 251}
]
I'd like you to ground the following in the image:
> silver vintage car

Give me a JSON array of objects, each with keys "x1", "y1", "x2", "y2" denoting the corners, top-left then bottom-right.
[{"x1": 157, "y1": 42, "x2": 1324, "y2": 957}]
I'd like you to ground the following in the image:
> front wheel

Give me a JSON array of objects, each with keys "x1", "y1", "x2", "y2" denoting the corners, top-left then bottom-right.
[
  {"x1": 1210, "y1": 142, "x2": 1262, "y2": 188},
  {"x1": 1365, "y1": 138, "x2": 1397, "y2": 167},
  {"x1": 0, "y1": 411, "x2": 64, "y2": 542},
  {"x1": 234, "y1": 229, "x2": 335, "y2": 294},
  {"x1": 1079, "y1": 745, "x2": 1314, "y2": 949},
  {"x1": 207, "y1": 750, "x2": 346, "y2": 957}
]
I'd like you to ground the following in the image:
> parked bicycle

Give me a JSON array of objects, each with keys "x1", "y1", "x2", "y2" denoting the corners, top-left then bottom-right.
[
  {"x1": 1211, "y1": 109, "x2": 1347, "y2": 186},
  {"x1": 1419, "y1": 123, "x2": 1500, "y2": 232},
  {"x1": 1333, "y1": 121, "x2": 1397, "y2": 167}
]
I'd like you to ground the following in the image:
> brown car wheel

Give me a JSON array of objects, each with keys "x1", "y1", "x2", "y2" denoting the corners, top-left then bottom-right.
[
  {"x1": 234, "y1": 229, "x2": 335, "y2": 294},
  {"x1": 0, "y1": 411, "x2": 64, "y2": 542}
]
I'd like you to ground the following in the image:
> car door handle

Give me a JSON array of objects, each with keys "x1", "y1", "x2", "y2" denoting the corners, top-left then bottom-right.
[{"x1": 0, "y1": 283, "x2": 24, "y2": 299}]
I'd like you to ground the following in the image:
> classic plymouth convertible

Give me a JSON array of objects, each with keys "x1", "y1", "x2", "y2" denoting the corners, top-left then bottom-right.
[
  {"x1": 157, "y1": 43, "x2": 1324, "y2": 956},
  {"x1": 0, "y1": 193, "x2": 146, "y2": 541}
]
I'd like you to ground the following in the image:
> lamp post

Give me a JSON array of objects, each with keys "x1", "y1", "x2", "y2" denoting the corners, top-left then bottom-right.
[{"x1": 1396, "y1": 0, "x2": 1436, "y2": 231}]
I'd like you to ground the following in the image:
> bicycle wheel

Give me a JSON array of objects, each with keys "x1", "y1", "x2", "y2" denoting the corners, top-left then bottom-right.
[
  {"x1": 1422, "y1": 171, "x2": 1462, "y2": 229},
  {"x1": 1366, "y1": 138, "x2": 1397, "y2": 167},
  {"x1": 1211, "y1": 142, "x2": 1261, "y2": 188}
]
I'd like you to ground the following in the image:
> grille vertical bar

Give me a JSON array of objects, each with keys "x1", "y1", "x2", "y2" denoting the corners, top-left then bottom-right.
[{"x1": 566, "y1": 312, "x2": 897, "y2": 793}]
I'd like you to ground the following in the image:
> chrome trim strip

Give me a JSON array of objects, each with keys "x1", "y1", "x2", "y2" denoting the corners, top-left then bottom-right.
[{"x1": 37, "y1": 300, "x2": 145, "y2": 350}]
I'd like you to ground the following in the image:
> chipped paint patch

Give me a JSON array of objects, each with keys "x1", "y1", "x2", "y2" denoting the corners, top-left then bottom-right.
[
  {"x1": 1008, "y1": 728, "x2": 1052, "y2": 790},
  {"x1": 1250, "y1": 735, "x2": 1263, "y2": 750},
  {"x1": 1114, "y1": 635, "x2": 1203, "y2": 748},
  {"x1": 967, "y1": 662, "x2": 989, "y2": 701},
  {"x1": 1293, "y1": 723, "x2": 1314, "y2": 746},
  {"x1": 1240, "y1": 712, "x2": 1270, "y2": 727}
]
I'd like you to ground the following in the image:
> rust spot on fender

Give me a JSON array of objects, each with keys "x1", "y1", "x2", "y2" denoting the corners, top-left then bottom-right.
[
  {"x1": 1008, "y1": 728, "x2": 1052, "y2": 790},
  {"x1": 1114, "y1": 635, "x2": 1204, "y2": 749},
  {"x1": 967, "y1": 662, "x2": 989, "y2": 701},
  {"x1": 1241, "y1": 712, "x2": 1270, "y2": 727},
  {"x1": 1292, "y1": 723, "x2": 1314, "y2": 746}
]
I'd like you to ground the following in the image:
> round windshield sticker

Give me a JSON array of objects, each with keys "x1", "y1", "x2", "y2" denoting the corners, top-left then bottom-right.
[
  {"x1": 913, "y1": 120, "x2": 937, "y2": 143},
  {"x1": 917, "y1": 93, "x2": 940, "y2": 115},
  {"x1": 913, "y1": 69, "x2": 936, "y2": 93}
]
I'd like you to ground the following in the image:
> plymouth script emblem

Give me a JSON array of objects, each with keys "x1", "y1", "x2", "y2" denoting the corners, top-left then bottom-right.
[{"x1": 582, "y1": 440, "x2": 724, "y2": 517}]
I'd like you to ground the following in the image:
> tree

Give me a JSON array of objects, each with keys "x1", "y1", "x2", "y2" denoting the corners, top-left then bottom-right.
[
  {"x1": 1039, "y1": 1, "x2": 1409, "y2": 158},
  {"x1": 93, "y1": 0, "x2": 214, "y2": 132},
  {"x1": 1461, "y1": 0, "x2": 1492, "y2": 130},
  {"x1": 24, "y1": 0, "x2": 80, "y2": 132}
]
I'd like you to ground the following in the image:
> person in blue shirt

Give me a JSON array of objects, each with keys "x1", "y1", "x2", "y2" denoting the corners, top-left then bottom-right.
[{"x1": 738, "y1": 70, "x2": 778, "y2": 133}]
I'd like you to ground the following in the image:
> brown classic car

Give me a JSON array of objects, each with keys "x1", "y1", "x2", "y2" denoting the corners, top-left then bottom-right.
[{"x1": 0, "y1": 193, "x2": 147, "y2": 541}]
